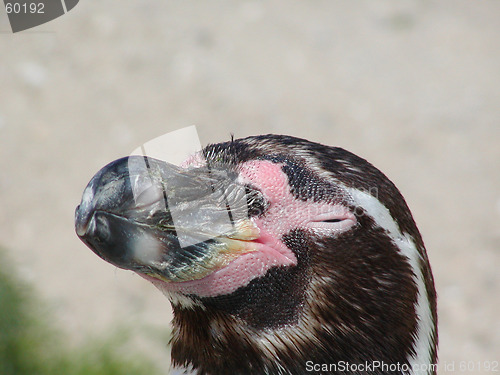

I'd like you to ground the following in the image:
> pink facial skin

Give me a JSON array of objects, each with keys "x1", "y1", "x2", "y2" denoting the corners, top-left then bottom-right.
[{"x1": 145, "y1": 160, "x2": 356, "y2": 298}]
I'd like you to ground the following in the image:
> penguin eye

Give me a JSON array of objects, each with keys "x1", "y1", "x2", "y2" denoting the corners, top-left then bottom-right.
[
  {"x1": 307, "y1": 209, "x2": 357, "y2": 233},
  {"x1": 245, "y1": 186, "x2": 267, "y2": 217}
]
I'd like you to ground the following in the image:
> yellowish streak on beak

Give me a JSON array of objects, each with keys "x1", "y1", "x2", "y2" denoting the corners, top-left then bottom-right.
[
  {"x1": 227, "y1": 219, "x2": 260, "y2": 241},
  {"x1": 146, "y1": 273, "x2": 170, "y2": 282},
  {"x1": 146, "y1": 219, "x2": 260, "y2": 282}
]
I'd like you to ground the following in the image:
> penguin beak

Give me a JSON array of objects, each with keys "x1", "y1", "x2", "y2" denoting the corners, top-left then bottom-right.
[{"x1": 75, "y1": 156, "x2": 259, "y2": 282}]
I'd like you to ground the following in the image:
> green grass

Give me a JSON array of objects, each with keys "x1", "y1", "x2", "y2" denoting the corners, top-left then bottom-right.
[{"x1": 0, "y1": 249, "x2": 162, "y2": 375}]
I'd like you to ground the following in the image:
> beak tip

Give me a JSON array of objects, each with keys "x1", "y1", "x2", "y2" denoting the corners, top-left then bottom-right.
[
  {"x1": 75, "y1": 202, "x2": 93, "y2": 238},
  {"x1": 75, "y1": 176, "x2": 99, "y2": 237},
  {"x1": 75, "y1": 210, "x2": 87, "y2": 237}
]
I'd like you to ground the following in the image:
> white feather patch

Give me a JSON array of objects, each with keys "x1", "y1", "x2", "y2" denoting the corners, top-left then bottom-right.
[
  {"x1": 170, "y1": 366, "x2": 198, "y2": 375},
  {"x1": 162, "y1": 290, "x2": 205, "y2": 310},
  {"x1": 347, "y1": 188, "x2": 435, "y2": 375}
]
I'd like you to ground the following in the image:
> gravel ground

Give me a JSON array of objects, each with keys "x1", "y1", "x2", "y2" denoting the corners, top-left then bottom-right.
[{"x1": 1, "y1": 1, "x2": 499, "y2": 374}]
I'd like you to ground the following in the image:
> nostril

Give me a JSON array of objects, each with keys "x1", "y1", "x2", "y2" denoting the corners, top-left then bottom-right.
[{"x1": 134, "y1": 182, "x2": 165, "y2": 209}]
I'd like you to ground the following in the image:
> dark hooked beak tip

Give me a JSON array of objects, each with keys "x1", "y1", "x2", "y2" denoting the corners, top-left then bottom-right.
[
  {"x1": 75, "y1": 156, "x2": 133, "y2": 239},
  {"x1": 74, "y1": 156, "x2": 178, "y2": 271},
  {"x1": 75, "y1": 180, "x2": 98, "y2": 237},
  {"x1": 75, "y1": 204, "x2": 91, "y2": 237},
  {"x1": 75, "y1": 205, "x2": 86, "y2": 237}
]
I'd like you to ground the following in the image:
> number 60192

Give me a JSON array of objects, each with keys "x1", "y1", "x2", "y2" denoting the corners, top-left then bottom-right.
[{"x1": 5, "y1": 3, "x2": 45, "y2": 14}]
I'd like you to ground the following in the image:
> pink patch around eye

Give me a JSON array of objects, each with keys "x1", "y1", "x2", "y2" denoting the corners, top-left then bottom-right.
[{"x1": 239, "y1": 160, "x2": 356, "y2": 235}]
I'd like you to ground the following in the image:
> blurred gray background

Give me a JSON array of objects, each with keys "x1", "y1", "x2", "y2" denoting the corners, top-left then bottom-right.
[{"x1": 1, "y1": 1, "x2": 499, "y2": 373}]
